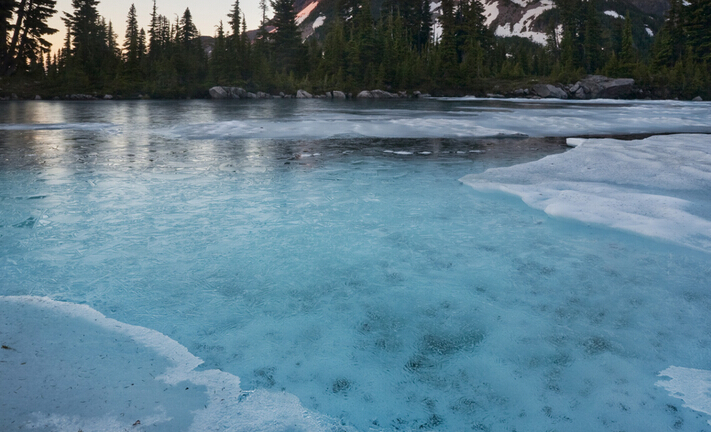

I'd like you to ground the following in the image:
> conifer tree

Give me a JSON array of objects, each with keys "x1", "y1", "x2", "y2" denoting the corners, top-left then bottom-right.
[
  {"x1": 0, "y1": 0, "x2": 15, "y2": 67},
  {"x1": 2, "y1": 0, "x2": 57, "y2": 75},
  {"x1": 270, "y1": 0, "x2": 302, "y2": 72}
]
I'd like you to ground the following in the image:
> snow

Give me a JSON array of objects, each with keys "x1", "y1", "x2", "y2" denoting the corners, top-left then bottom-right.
[
  {"x1": 494, "y1": 0, "x2": 555, "y2": 45},
  {"x1": 483, "y1": 0, "x2": 500, "y2": 27},
  {"x1": 296, "y1": 1, "x2": 319, "y2": 26},
  {"x1": 604, "y1": 10, "x2": 623, "y2": 19},
  {"x1": 461, "y1": 134, "x2": 711, "y2": 252},
  {"x1": 657, "y1": 367, "x2": 711, "y2": 426},
  {"x1": 646, "y1": 26, "x2": 654, "y2": 37},
  {"x1": 312, "y1": 15, "x2": 325, "y2": 29}
]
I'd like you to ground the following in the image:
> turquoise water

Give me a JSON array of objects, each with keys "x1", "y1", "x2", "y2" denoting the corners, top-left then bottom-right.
[{"x1": 1, "y1": 99, "x2": 711, "y2": 431}]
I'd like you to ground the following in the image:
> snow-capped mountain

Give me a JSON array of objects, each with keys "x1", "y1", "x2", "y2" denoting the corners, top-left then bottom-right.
[{"x1": 292, "y1": 0, "x2": 669, "y2": 46}]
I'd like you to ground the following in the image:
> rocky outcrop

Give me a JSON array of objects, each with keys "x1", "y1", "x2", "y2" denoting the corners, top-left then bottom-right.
[{"x1": 209, "y1": 86, "x2": 248, "y2": 99}]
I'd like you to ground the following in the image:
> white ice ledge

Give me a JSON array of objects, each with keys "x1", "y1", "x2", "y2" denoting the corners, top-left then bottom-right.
[{"x1": 460, "y1": 134, "x2": 711, "y2": 252}]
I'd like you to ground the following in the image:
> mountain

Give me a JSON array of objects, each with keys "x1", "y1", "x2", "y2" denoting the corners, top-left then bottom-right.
[{"x1": 291, "y1": 0, "x2": 668, "y2": 47}]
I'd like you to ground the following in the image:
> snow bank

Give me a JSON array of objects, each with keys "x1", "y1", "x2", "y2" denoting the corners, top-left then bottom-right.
[
  {"x1": 0, "y1": 296, "x2": 352, "y2": 432},
  {"x1": 460, "y1": 134, "x2": 711, "y2": 252}
]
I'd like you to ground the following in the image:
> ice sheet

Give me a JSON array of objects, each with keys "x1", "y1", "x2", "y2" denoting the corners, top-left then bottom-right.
[
  {"x1": 460, "y1": 134, "x2": 711, "y2": 251},
  {"x1": 0, "y1": 296, "x2": 351, "y2": 432},
  {"x1": 657, "y1": 366, "x2": 711, "y2": 426}
]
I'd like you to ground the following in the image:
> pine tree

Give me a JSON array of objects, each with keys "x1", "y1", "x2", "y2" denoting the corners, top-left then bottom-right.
[
  {"x1": 2, "y1": 0, "x2": 57, "y2": 76},
  {"x1": 685, "y1": 0, "x2": 711, "y2": 61},
  {"x1": 63, "y1": 0, "x2": 104, "y2": 85},
  {"x1": 270, "y1": 0, "x2": 302, "y2": 72},
  {"x1": 0, "y1": 0, "x2": 15, "y2": 68},
  {"x1": 124, "y1": 4, "x2": 139, "y2": 68}
]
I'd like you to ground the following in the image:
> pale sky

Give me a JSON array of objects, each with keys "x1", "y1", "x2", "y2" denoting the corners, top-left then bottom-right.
[{"x1": 47, "y1": 0, "x2": 265, "y2": 51}]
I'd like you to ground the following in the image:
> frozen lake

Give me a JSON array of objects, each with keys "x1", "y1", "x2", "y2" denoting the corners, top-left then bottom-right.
[{"x1": 1, "y1": 99, "x2": 711, "y2": 431}]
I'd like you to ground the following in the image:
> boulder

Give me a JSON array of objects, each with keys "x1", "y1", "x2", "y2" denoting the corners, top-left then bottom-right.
[
  {"x1": 103, "y1": 94, "x2": 114, "y2": 100},
  {"x1": 692, "y1": 96, "x2": 703, "y2": 102},
  {"x1": 209, "y1": 86, "x2": 229, "y2": 99},
  {"x1": 256, "y1": 91, "x2": 271, "y2": 99},
  {"x1": 357, "y1": 90, "x2": 373, "y2": 98},
  {"x1": 34, "y1": 95, "x2": 42, "y2": 100},
  {"x1": 246, "y1": 92, "x2": 257, "y2": 99},
  {"x1": 370, "y1": 89, "x2": 397, "y2": 98},
  {"x1": 532, "y1": 84, "x2": 567, "y2": 99},
  {"x1": 576, "y1": 75, "x2": 635, "y2": 99},
  {"x1": 229, "y1": 87, "x2": 247, "y2": 98},
  {"x1": 597, "y1": 78, "x2": 634, "y2": 99},
  {"x1": 296, "y1": 89, "x2": 313, "y2": 98},
  {"x1": 332, "y1": 90, "x2": 346, "y2": 99}
]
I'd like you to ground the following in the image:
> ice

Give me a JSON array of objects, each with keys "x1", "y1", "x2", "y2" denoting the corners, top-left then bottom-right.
[
  {"x1": 159, "y1": 99, "x2": 711, "y2": 140},
  {"x1": 0, "y1": 296, "x2": 351, "y2": 432},
  {"x1": 2, "y1": 100, "x2": 711, "y2": 431},
  {"x1": 461, "y1": 134, "x2": 711, "y2": 251},
  {"x1": 657, "y1": 366, "x2": 711, "y2": 426}
]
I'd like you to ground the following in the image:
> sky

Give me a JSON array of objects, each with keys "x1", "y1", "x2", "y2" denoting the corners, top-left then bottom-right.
[{"x1": 47, "y1": 0, "x2": 265, "y2": 51}]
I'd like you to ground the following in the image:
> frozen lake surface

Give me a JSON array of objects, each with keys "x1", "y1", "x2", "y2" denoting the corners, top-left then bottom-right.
[{"x1": 1, "y1": 99, "x2": 711, "y2": 431}]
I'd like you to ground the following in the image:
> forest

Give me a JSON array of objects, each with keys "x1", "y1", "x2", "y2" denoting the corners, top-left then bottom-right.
[{"x1": 1, "y1": 0, "x2": 710, "y2": 99}]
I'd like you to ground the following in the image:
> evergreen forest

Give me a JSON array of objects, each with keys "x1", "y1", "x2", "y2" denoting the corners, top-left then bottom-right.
[{"x1": 1, "y1": 0, "x2": 710, "y2": 99}]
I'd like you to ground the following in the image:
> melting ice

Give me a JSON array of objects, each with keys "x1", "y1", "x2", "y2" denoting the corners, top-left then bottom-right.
[{"x1": 1, "y1": 98, "x2": 711, "y2": 431}]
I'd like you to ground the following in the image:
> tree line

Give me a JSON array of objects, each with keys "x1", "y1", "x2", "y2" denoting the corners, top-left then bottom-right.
[{"x1": 1, "y1": 0, "x2": 709, "y2": 98}]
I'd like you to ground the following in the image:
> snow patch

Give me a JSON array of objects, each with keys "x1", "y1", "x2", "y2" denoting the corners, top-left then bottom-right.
[
  {"x1": 604, "y1": 10, "x2": 623, "y2": 19},
  {"x1": 296, "y1": 1, "x2": 319, "y2": 25},
  {"x1": 312, "y1": 14, "x2": 326, "y2": 29},
  {"x1": 494, "y1": 0, "x2": 555, "y2": 45},
  {"x1": 483, "y1": 0, "x2": 500, "y2": 27},
  {"x1": 657, "y1": 366, "x2": 711, "y2": 426},
  {"x1": 645, "y1": 26, "x2": 654, "y2": 37}
]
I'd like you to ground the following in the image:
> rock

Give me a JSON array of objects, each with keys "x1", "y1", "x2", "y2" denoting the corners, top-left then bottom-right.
[
  {"x1": 574, "y1": 87, "x2": 586, "y2": 99},
  {"x1": 486, "y1": 93, "x2": 505, "y2": 98},
  {"x1": 229, "y1": 87, "x2": 246, "y2": 98},
  {"x1": 332, "y1": 90, "x2": 346, "y2": 99},
  {"x1": 103, "y1": 94, "x2": 113, "y2": 100},
  {"x1": 325, "y1": 91, "x2": 332, "y2": 98},
  {"x1": 209, "y1": 86, "x2": 229, "y2": 99},
  {"x1": 692, "y1": 96, "x2": 703, "y2": 101},
  {"x1": 371, "y1": 89, "x2": 397, "y2": 98},
  {"x1": 398, "y1": 91, "x2": 407, "y2": 98},
  {"x1": 11, "y1": 93, "x2": 18, "y2": 100},
  {"x1": 246, "y1": 92, "x2": 257, "y2": 99},
  {"x1": 296, "y1": 89, "x2": 312, "y2": 98},
  {"x1": 597, "y1": 78, "x2": 634, "y2": 99},
  {"x1": 256, "y1": 91, "x2": 271, "y2": 99},
  {"x1": 569, "y1": 82, "x2": 581, "y2": 94},
  {"x1": 413, "y1": 90, "x2": 422, "y2": 98},
  {"x1": 279, "y1": 92, "x2": 285, "y2": 98},
  {"x1": 34, "y1": 95, "x2": 41, "y2": 100},
  {"x1": 513, "y1": 88, "x2": 529, "y2": 97},
  {"x1": 532, "y1": 84, "x2": 567, "y2": 99},
  {"x1": 577, "y1": 75, "x2": 635, "y2": 99},
  {"x1": 357, "y1": 90, "x2": 373, "y2": 98}
]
